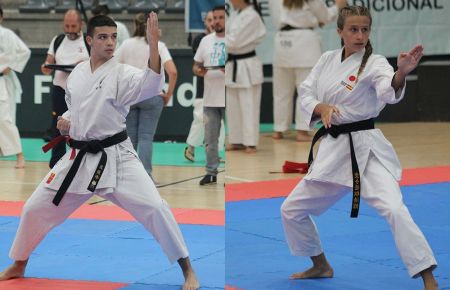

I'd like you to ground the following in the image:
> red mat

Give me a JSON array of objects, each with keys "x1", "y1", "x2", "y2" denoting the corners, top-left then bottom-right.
[
  {"x1": 0, "y1": 202, "x2": 224, "y2": 226},
  {"x1": 226, "y1": 165, "x2": 450, "y2": 202},
  {"x1": 0, "y1": 278, "x2": 126, "y2": 290},
  {"x1": 225, "y1": 285, "x2": 244, "y2": 290}
]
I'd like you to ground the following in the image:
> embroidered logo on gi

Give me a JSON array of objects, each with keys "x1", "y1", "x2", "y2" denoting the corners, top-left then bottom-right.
[
  {"x1": 341, "y1": 75, "x2": 357, "y2": 91},
  {"x1": 46, "y1": 173, "x2": 56, "y2": 184},
  {"x1": 95, "y1": 78, "x2": 105, "y2": 90}
]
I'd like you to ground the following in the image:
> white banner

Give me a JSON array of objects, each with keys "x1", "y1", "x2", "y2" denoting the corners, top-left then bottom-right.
[{"x1": 253, "y1": 0, "x2": 450, "y2": 64}]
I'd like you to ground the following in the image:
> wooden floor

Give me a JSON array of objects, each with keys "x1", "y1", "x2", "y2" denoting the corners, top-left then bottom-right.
[
  {"x1": 0, "y1": 160, "x2": 224, "y2": 210},
  {"x1": 225, "y1": 122, "x2": 450, "y2": 184},
  {"x1": 1, "y1": 123, "x2": 449, "y2": 210}
]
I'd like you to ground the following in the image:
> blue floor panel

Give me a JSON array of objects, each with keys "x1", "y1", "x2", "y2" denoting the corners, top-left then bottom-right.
[
  {"x1": 226, "y1": 182, "x2": 450, "y2": 289},
  {"x1": 0, "y1": 217, "x2": 224, "y2": 288}
]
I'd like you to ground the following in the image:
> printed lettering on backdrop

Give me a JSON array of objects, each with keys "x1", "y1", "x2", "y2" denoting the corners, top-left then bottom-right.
[
  {"x1": 256, "y1": 0, "x2": 449, "y2": 64},
  {"x1": 185, "y1": 0, "x2": 225, "y2": 32}
]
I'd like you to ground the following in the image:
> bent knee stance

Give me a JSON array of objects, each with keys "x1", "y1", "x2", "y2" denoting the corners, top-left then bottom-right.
[{"x1": 281, "y1": 197, "x2": 308, "y2": 222}]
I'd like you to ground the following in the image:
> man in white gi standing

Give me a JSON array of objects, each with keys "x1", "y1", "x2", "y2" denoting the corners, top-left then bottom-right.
[
  {"x1": 0, "y1": 13, "x2": 200, "y2": 290},
  {"x1": 0, "y1": 6, "x2": 31, "y2": 169}
]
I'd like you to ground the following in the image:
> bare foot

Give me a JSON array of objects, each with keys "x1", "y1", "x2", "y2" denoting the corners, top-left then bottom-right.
[
  {"x1": 182, "y1": 270, "x2": 200, "y2": 290},
  {"x1": 15, "y1": 153, "x2": 25, "y2": 169},
  {"x1": 296, "y1": 131, "x2": 313, "y2": 142},
  {"x1": 0, "y1": 261, "x2": 27, "y2": 281},
  {"x1": 421, "y1": 267, "x2": 438, "y2": 290},
  {"x1": 272, "y1": 132, "x2": 283, "y2": 139},
  {"x1": 245, "y1": 146, "x2": 257, "y2": 154},
  {"x1": 289, "y1": 265, "x2": 334, "y2": 279},
  {"x1": 178, "y1": 257, "x2": 200, "y2": 290},
  {"x1": 225, "y1": 144, "x2": 245, "y2": 151}
]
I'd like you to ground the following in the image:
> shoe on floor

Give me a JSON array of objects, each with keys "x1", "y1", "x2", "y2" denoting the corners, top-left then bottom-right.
[
  {"x1": 184, "y1": 146, "x2": 195, "y2": 162},
  {"x1": 199, "y1": 174, "x2": 217, "y2": 185}
]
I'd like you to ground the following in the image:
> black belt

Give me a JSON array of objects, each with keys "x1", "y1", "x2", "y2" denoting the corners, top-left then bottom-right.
[
  {"x1": 280, "y1": 25, "x2": 313, "y2": 31},
  {"x1": 308, "y1": 119, "x2": 375, "y2": 218},
  {"x1": 42, "y1": 130, "x2": 128, "y2": 206},
  {"x1": 227, "y1": 51, "x2": 256, "y2": 82}
]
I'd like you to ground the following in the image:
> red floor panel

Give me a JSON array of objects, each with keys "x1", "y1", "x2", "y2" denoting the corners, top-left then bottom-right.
[
  {"x1": 0, "y1": 278, "x2": 126, "y2": 290},
  {"x1": 225, "y1": 285, "x2": 244, "y2": 290},
  {"x1": 0, "y1": 202, "x2": 224, "y2": 226},
  {"x1": 226, "y1": 165, "x2": 450, "y2": 202}
]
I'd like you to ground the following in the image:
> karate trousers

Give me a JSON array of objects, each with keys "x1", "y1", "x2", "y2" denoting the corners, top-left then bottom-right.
[
  {"x1": 9, "y1": 148, "x2": 189, "y2": 264},
  {"x1": 272, "y1": 67, "x2": 311, "y2": 132},
  {"x1": 0, "y1": 83, "x2": 22, "y2": 156},
  {"x1": 226, "y1": 85, "x2": 262, "y2": 147},
  {"x1": 281, "y1": 153, "x2": 437, "y2": 278}
]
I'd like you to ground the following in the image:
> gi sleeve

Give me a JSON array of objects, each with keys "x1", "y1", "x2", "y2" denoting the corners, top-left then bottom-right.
[
  {"x1": 298, "y1": 51, "x2": 330, "y2": 129},
  {"x1": 371, "y1": 56, "x2": 406, "y2": 104},
  {"x1": 117, "y1": 64, "x2": 165, "y2": 107},
  {"x1": 309, "y1": 0, "x2": 338, "y2": 24},
  {"x1": 0, "y1": 30, "x2": 31, "y2": 73},
  {"x1": 62, "y1": 71, "x2": 73, "y2": 121},
  {"x1": 226, "y1": 11, "x2": 266, "y2": 50}
]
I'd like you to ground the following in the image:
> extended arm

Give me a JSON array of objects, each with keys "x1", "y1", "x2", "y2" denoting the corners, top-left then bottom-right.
[
  {"x1": 147, "y1": 12, "x2": 161, "y2": 74},
  {"x1": 391, "y1": 44, "x2": 423, "y2": 92}
]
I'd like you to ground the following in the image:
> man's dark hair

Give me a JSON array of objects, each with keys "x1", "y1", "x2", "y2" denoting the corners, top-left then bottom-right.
[
  {"x1": 212, "y1": 5, "x2": 226, "y2": 12},
  {"x1": 87, "y1": 15, "x2": 117, "y2": 36},
  {"x1": 91, "y1": 4, "x2": 110, "y2": 16},
  {"x1": 0, "y1": 5, "x2": 3, "y2": 18}
]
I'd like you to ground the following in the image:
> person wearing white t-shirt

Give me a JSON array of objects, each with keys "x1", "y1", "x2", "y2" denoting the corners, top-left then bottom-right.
[
  {"x1": 41, "y1": 9, "x2": 90, "y2": 168},
  {"x1": 115, "y1": 13, "x2": 177, "y2": 180},
  {"x1": 193, "y1": 5, "x2": 226, "y2": 186},
  {"x1": 184, "y1": 10, "x2": 225, "y2": 163}
]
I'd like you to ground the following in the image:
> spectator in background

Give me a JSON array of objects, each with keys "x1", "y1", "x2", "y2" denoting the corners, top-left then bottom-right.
[
  {"x1": 115, "y1": 13, "x2": 177, "y2": 181},
  {"x1": 92, "y1": 2, "x2": 130, "y2": 48},
  {"x1": 184, "y1": 10, "x2": 225, "y2": 162},
  {"x1": 41, "y1": 9, "x2": 90, "y2": 168},
  {"x1": 269, "y1": 0, "x2": 347, "y2": 142},
  {"x1": 193, "y1": 5, "x2": 226, "y2": 185},
  {"x1": 0, "y1": 6, "x2": 31, "y2": 169}
]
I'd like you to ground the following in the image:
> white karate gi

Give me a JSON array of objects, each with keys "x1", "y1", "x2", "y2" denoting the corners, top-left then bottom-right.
[
  {"x1": 225, "y1": 6, "x2": 266, "y2": 147},
  {"x1": 281, "y1": 48, "x2": 437, "y2": 278},
  {"x1": 0, "y1": 25, "x2": 31, "y2": 157},
  {"x1": 9, "y1": 58, "x2": 189, "y2": 264},
  {"x1": 269, "y1": 0, "x2": 337, "y2": 132}
]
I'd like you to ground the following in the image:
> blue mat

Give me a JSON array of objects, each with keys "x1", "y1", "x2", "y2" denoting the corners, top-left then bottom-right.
[
  {"x1": 0, "y1": 218, "x2": 224, "y2": 289},
  {"x1": 226, "y1": 182, "x2": 450, "y2": 290}
]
